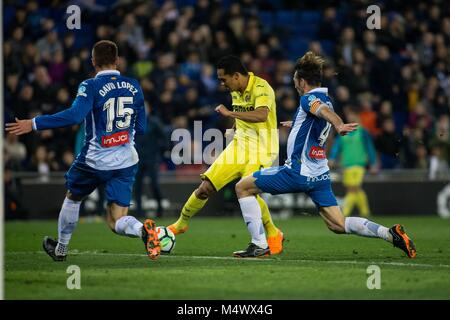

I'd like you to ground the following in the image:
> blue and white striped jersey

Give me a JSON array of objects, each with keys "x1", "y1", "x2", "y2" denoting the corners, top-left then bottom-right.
[
  {"x1": 33, "y1": 70, "x2": 146, "y2": 170},
  {"x1": 285, "y1": 87, "x2": 333, "y2": 177}
]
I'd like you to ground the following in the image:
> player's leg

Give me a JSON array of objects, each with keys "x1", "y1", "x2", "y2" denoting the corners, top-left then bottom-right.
[
  {"x1": 233, "y1": 175, "x2": 270, "y2": 257},
  {"x1": 168, "y1": 179, "x2": 215, "y2": 234},
  {"x1": 168, "y1": 141, "x2": 241, "y2": 234},
  {"x1": 43, "y1": 163, "x2": 99, "y2": 261},
  {"x1": 355, "y1": 187, "x2": 371, "y2": 217},
  {"x1": 342, "y1": 167, "x2": 358, "y2": 217},
  {"x1": 312, "y1": 182, "x2": 416, "y2": 258},
  {"x1": 256, "y1": 195, "x2": 282, "y2": 238},
  {"x1": 243, "y1": 163, "x2": 284, "y2": 254},
  {"x1": 233, "y1": 166, "x2": 294, "y2": 257},
  {"x1": 349, "y1": 166, "x2": 370, "y2": 217},
  {"x1": 105, "y1": 164, "x2": 160, "y2": 260}
]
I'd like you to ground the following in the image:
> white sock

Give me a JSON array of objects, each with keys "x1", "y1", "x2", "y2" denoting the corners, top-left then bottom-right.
[
  {"x1": 115, "y1": 216, "x2": 143, "y2": 238},
  {"x1": 344, "y1": 217, "x2": 392, "y2": 242},
  {"x1": 238, "y1": 196, "x2": 268, "y2": 248},
  {"x1": 58, "y1": 197, "x2": 81, "y2": 246}
]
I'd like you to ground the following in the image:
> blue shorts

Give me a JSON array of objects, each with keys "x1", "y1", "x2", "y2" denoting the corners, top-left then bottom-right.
[
  {"x1": 65, "y1": 162, "x2": 138, "y2": 207},
  {"x1": 253, "y1": 166, "x2": 338, "y2": 208}
]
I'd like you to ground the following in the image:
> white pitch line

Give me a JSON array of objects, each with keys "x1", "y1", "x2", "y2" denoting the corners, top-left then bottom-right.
[{"x1": 5, "y1": 251, "x2": 450, "y2": 269}]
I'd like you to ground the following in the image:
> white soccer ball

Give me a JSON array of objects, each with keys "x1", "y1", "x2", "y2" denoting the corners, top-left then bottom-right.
[{"x1": 156, "y1": 226, "x2": 176, "y2": 254}]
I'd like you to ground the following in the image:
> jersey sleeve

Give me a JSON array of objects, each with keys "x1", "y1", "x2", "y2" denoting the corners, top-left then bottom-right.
[
  {"x1": 301, "y1": 94, "x2": 327, "y2": 115},
  {"x1": 134, "y1": 85, "x2": 147, "y2": 135},
  {"x1": 254, "y1": 83, "x2": 272, "y2": 110},
  {"x1": 33, "y1": 80, "x2": 94, "y2": 130}
]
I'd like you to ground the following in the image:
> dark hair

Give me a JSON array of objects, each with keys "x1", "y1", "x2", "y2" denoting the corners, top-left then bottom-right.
[
  {"x1": 295, "y1": 51, "x2": 325, "y2": 86},
  {"x1": 93, "y1": 40, "x2": 118, "y2": 67},
  {"x1": 216, "y1": 55, "x2": 248, "y2": 75}
]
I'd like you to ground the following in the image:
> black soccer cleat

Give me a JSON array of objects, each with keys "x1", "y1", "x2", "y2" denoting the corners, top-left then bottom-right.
[
  {"x1": 389, "y1": 224, "x2": 417, "y2": 258},
  {"x1": 233, "y1": 243, "x2": 270, "y2": 258},
  {"x1": 42, "y1": 236, "x2": 67, "y2": 261}
]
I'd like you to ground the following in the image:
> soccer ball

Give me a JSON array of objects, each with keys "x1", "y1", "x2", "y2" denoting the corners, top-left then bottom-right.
[{"x1": 156, "y1": 226, "x2": 176, "y2": 254}]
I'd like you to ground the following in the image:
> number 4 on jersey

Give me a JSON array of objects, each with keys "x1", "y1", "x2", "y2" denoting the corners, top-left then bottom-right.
[{"x1": 318, "y1": 122, "x2": 332, "y2": 147}]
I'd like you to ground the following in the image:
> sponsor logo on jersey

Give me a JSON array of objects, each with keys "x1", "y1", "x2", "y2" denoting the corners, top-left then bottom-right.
[
  {"x1": 232, "y1": 105, "x2": 255, "y2": 112},
  {"x1": 101, "y1": 131, "x2": 129, "y2": 147},
  {"x1": 308, "y1": 146, "x2": 326, "y2": 159},
  {"x1": 307, "y1": 173, "x2": 331, "y2": 182}
]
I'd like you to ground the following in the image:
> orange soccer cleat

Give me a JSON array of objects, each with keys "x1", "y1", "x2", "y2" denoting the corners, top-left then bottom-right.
[
  {"x1": 267, "y1": 228, "x2": 285, "y2": 255},
  {"x1": 142, "y1": 219, "x2": 161, "y2": 260},
  {"x1": 389, "y1": 224, "x2": 417, "y2": 258},
  {"x1": 167, "y1": 224, "x2": 189, "y2": 236}
]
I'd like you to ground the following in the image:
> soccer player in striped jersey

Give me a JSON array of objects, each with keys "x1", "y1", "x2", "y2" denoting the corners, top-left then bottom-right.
[
  {"x1": 233, "y1": 52, "x2": 416, "y2": 258},
  {"x1": 6, "y1": 40, "x2": 161, "y2": 261}
]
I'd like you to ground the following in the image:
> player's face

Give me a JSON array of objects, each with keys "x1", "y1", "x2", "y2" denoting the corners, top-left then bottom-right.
[
  {"x1": 217, "y1": 69, "x2": 239, "y2": 91},
  {"x1": 293, "y1": 71, "x2": 305, "y2": 95}
]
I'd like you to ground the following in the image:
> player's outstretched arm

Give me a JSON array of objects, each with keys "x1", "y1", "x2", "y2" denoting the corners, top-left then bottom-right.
[
  {"x1": 6, "y1": 82, "x2": 95, "y2": 135},
  {"x1": 317, "y1": 106, "x2": 358, "y2": 136}
]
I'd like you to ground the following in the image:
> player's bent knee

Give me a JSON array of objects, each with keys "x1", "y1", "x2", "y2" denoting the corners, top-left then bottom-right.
[
  {"x1": 235, "y1": 177, "x2": 257, "y2": 198},
  {"x1": 66, "y1": 191, "x2": 83, "y2": 202},
  {"x1": 235, "y1": 180, "x2": 246, "y2": 197},
  {"x1": 197, "y1": 181, "x2": 215, "y2": 199}
]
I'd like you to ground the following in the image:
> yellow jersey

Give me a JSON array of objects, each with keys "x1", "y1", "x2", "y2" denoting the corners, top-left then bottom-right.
[{"x1": 230, "y1": 72, "x2": 279, "y2": 162}]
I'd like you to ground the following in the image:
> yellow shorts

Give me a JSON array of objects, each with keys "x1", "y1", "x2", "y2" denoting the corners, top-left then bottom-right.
[
  {"x1": 201, "y1": 140, "x2": 276, "y2": 191},
  {"x1": 342, "y1": 166, "x2": 365, "y2": 187}
]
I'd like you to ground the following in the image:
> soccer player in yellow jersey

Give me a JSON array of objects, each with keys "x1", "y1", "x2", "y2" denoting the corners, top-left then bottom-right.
[{"x1": 168, "y1": 55, "x2": 284, "y2": 254}]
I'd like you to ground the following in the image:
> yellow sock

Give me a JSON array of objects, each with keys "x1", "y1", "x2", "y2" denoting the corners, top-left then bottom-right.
[
  {"x1": 256, "y1": 195, "x2": 278, "y2": 237},
  {"x1": 173, "y1": 191, "x2": 208, "y2": 229},
  {"x1": 343, "y1": 192, "x2": 357, "y2": 217},
  {"x1": 356, "y1": 190, "x2": 371, "y2": 217}
]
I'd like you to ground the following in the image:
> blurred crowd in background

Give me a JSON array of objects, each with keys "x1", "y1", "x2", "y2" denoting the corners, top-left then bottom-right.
[{"x1": 4, "y1": 0, "x2": 450, "y2": 180}]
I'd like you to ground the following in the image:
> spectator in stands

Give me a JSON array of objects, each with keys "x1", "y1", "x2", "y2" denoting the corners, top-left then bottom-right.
[
  {"x1": 318, "y1": 7, "x2": 340, "y2": 40},
  {"x1": 29, "y1": 145, "x2": 51, "y2": 182},
  {"x1": 376, "y1": 118, "x2": 401, "y2": 169},
  {"x1": 48, "y1": 50, "x2": 67, "y2": 84},
  {"x1": 359, "y1": 96, "x2": 379, "y2": 136},
  {"x1": 4, "y1": 133, "x2": 27, "y2": 170},
  {"x1": 31, "y1": 65, "x2": 56, "y2": 113},
  {"x1": 36, "y1": 28, "x2": 62, "y2": 62}
]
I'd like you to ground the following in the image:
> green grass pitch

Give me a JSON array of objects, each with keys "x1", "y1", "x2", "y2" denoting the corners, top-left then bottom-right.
[{"x1": 5, "y1": 216, "x2": 450, "y2": 299}]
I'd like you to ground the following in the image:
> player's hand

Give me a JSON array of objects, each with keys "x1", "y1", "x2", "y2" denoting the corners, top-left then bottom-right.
[
  {"x1": 5, "y1": 118, "x2": 33, "y2": 135},
  {"x1": 215, "y1": 104, "x2": 231, "y2": 117},
  {"x1": 336, "y1": 123, "x2": 358, "y2": 136},
  {"x1": 280, "y1": 121, "x2": 293, "y2": 128}
]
